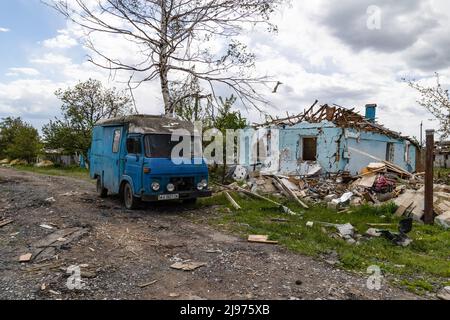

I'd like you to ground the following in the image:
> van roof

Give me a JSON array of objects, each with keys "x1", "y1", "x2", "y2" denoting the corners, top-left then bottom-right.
[{"x1": 96, "y1": 115, "x2": 195, "y2": 134}]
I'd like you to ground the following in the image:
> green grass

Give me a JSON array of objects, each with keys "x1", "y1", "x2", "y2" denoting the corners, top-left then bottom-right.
[
  {"x1": 197, "y1": 193, "x2": 450, "y2": 294},
  {"x1": 13, "y1": 165, "x2": 91, "y2": 181}
]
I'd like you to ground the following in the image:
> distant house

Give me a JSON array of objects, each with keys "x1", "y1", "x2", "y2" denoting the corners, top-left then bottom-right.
[
  {"x1": 39, "y1": 148, "x2": 81, "y2": 167},
  {"x1": 238, "y1": 104, "x2": 420, "y2": 176},
  {"x1": 435, "y1": 141, "x2": 450, "y2": 168}
]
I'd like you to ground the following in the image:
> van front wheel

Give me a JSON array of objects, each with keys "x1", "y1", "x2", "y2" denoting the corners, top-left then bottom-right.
[
  {"x1": 123, "y1": 183, "x2": 139, "y2": 210},
  {"x1": 96, "y1": 177, "x2": 108, "y2": 198}
]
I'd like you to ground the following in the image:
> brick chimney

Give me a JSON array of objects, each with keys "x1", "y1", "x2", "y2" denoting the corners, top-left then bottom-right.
[{"x1": 365, "y1": 104, "x2": 377, "y2": 123}]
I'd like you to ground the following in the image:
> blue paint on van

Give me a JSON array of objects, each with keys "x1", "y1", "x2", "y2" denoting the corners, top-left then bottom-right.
[{"x1": 89, "y1": 115, "x2": 211, "y2": 206}]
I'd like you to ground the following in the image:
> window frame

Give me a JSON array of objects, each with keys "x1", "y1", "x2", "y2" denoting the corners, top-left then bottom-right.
[
  {"x1": 126, "y1": 136, "x2": 142, "y2": 155},
  {"x1": 112, "y1": 129, "x2": 121, "y2": 153}
]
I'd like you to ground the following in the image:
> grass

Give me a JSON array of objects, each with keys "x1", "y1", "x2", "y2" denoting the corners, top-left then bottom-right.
[
  {"x1": 12, "y1": 165, "x2": 91, "y2": 181},
  {"x1": 197, "y1": 192, "x2": 450, "y2": 294}
]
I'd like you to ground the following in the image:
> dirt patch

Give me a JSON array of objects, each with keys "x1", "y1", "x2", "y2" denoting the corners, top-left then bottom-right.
[{"x1": 0, "y1": 167, "x2": 420, "y2": 300}]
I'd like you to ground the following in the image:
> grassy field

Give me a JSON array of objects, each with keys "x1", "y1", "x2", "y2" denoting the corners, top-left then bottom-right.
[
  {"x1": 198, "y1": 192, "x2": 450, "y2": 295},
  {"x1": 12, "y1": 165, "x2": 91, "y2": 182}
]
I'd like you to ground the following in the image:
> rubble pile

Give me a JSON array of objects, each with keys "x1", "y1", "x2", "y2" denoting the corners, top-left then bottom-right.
[{"x1": 230, "y1": 161, "x2": 450, "y2": 227}]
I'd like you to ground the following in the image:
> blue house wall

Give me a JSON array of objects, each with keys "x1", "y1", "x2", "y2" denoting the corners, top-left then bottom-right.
[{"x1": 240, "y1": 122, "x2": 417, "y2": 176}]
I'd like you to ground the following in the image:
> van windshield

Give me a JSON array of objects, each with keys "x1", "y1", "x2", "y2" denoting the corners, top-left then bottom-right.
[{"x1": 144, "y1": 134, "x2": 199, "y2": 159}]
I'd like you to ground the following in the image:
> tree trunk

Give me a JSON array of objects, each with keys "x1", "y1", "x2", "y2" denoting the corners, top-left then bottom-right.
[{"x1": 159, "y1": 0, "x2": 172, "y2": 115}]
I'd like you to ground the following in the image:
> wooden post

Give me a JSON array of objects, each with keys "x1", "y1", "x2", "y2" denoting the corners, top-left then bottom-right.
[{"x1": 424, "y1": 129, "x2": 435, "y2": 225}]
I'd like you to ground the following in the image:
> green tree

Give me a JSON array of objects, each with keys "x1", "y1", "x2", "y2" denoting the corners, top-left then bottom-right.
[
  {"x1": 42, "y1": 79, "x2": 133, "y2": 161},
  {"x1": 211, "y1": 95, "x2": 247, "y2": 182},
  {"x1": 0, "y1": 117, "x2": 41, "y2": 162}
]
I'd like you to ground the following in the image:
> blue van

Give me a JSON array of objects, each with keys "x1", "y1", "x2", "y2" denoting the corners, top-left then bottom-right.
[{"x1": 89, "y1": 115, "x2": 211, "y2": 209}]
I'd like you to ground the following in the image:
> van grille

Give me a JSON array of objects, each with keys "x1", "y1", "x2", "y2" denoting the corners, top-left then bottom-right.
[{"x1": 169, "y1": 177, "x2": 195, "y2": 192}]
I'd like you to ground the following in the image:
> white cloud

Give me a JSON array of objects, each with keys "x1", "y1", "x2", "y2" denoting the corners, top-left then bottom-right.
[
  {"x1": 30, "y1": 53, "x2": 72, "y2": 65},
  {"x1": 0, "y1": 27, "x2": 10, "y2": 32},
  {"x1": 42, "y1": 30, "x2": 78, "y2": 49},
  {"x1": 1, "y1": 0, "x2": 448, "y2": 139},
  {"x1": 6, "y1": 68, "x2": 40, "y2": 77}
]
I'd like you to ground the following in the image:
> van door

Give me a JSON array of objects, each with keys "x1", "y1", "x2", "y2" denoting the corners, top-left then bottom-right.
[
  {"x1": 103, "y1": 127, "x2": 123, "y2": 193},
  {"x1": 125, "y1": 135, "x2": 144, "y2": 196}
]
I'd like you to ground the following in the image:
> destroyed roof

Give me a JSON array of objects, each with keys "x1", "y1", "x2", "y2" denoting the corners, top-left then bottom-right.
[
  {"x1": 255, "y1": 103, "x2": 419, "y2": 147},
  {"x1": 96, "y1": 115, "x2": 194, "y2": 134}
]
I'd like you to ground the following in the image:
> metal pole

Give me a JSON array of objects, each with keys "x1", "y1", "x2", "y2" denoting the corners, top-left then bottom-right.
[
  {"x1": 420, "y1": 122, "x2": 423, "y2": 147},
  {"x1": 424, "y1": 129, "x2": 435, "y2": 225}
]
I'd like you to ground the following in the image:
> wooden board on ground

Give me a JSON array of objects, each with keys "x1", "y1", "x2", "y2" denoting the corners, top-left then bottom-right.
[
  {"x1": 247, "y1": 235, "x2": 278, "y2": 245},
  {"x1": 0, "y1": 218, "x2": 14, "y2": 228}
]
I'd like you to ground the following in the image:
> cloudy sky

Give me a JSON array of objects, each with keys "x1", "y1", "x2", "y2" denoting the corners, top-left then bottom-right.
[{"x1": 1, "y1": 0, "x2": 449, "y2": 140}]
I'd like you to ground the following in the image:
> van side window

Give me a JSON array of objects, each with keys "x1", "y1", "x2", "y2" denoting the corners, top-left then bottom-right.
[
  {"x1": 126, "y1": 137, "x2": 142, "y2": 154},
  {"x1": 112, "y1": 129, "x2": 121, "y2": 153}
]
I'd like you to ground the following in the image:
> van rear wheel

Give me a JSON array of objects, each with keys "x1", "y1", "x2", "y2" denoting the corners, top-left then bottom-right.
[
  {"x1": 123, "y1": 183, "x2": 139, "y2": 210},
  {"x1": 96, "y1": 177, "x2": 108, "y2": 198}
]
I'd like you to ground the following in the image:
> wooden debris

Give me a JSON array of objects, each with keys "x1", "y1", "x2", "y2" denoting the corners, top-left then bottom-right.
[
  {"x1": 138, "y1": 280, "x2": 158, "y2": 288},
  {"x1": 231, "y1": 185, "x2": 299, "y2": 216},
  {"x1": 19, "y1": 253, "x2": 32, "y2": 263},
  {"x1": 0, "y1": 218, "x2": 13, "y2": 228},
  {"x1": 395, "y1": 201, "x2": 414, "y2": 217},
  {"x1": 273, "y1": 176, "x2": 309, "y2": 209},
  {"x1": 247, "y1": 235, "x2": 278, "y2": 245},
  {"x1": 224, "y1": 192, "x2": 241, "y2": 210},
  {"x1": 170, "y1": 262, "x2": 207, "y2": 271}
]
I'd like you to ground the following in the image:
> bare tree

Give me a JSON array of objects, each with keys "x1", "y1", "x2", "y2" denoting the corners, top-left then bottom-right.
[
  {"x1": 46, "y1": 0, "x2": 284, "y2": 115},
  {"x1": 406, "y1": 73, "x2": 450, "y2": 139}
]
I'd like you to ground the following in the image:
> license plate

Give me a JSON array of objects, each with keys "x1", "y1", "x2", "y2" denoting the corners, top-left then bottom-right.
[{"x1": 158, "y1": 194, "x2": 179, "y2": 201}]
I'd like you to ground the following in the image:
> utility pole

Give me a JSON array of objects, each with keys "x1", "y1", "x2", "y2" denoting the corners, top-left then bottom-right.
[
  {"x1": 420, "y1": 122, "x2": 423, "y2": 147},
  {"x1": 424, "y1": 129, "x2": 435, "y2": 225}
]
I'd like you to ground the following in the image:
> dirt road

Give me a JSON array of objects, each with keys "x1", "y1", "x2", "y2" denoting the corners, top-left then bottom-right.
[{"x1": 0, "y1": 167, "x2": 418, "y2": 300}]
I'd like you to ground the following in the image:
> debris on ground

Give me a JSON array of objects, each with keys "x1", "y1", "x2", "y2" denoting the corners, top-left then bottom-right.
[
  {"x1": 247, "y1": 235, "x2": 279, "y2": 244},
  {"x1": 9, "y1": 159, "x2": 28, "y2": 166},
  {"x1": 138, "y1": 280, "x2": 158, "y2": 288},
  {"x1": 435, "y1": 212, "x2": 450, "y2": 229},
  {"x1": 437, "y1": 286, "x2": 450, "y2": 300},
  {"x1": 0, "y1": 218, "x2": 14, "y2": 228},
  {"x1": 31, "y1": 227, "x2": 89, "y2": 262},
  {"x1": 379, "y1": 218, "x2": 413, "y2": 247},
  {"x1": 35, "y1": 160, "x2": 54, "y2": 168},
  {"x1": 19, "y1": 253, "x2": 32, "y2": 263},
  {"x1": 170, "y1": 262, "x2": 207, "y2": 271},
  {"x1": 225, "y1": 156, "x2": 450, "y2": 227},
  {"x1": 224, "y1": 192, "x2": 241, "y2": 210}
]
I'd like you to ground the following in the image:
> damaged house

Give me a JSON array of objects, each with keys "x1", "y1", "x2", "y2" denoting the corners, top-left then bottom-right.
[{"x1": 239, "y1": 104, "x2": 420, "y2": 176}]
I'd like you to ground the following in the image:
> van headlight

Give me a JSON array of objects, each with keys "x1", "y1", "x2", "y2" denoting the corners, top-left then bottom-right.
[
  {"x1": 151, "y1": 182, "x2": 160, "y2": 191},
  {"x1": 197, "y1": 179, "x2": 208, "y2": 191},
  {"x1": 167, "y1": 183, "x2": 175, "y2": 192}
]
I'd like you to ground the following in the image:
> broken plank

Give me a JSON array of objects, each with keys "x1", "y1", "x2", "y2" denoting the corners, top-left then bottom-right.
[
  {"x1": 273, "y1": 176, "x2": 309, "y2": 209},
  {"x1": 395, "y1": 201, "x2": 414, "y2": 217},
  {"x1": 224, "y1": 192, "x2": 241, "y2": 210},
  {"x1": 247, "y1": 235, "x2": 278, "y2": 245},
  {"x1": 138, "y1": 280, "x2": 158, "y2": 288},
  {"x1": 0, "y1": 219, "x2": 13, "y2": 228}
]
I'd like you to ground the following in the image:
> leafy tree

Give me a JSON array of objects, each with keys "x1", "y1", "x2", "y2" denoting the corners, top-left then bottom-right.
[
  {"x1": 406, "y1": 73, "x2": 450, "y2": 139},
  {"x1": 47, "y1": 0, "x2": 284, "y2": 115},
  {"x1": 42, "y1": 79, "x2": 133, "y2": 160},
  {"x1": 210, "y1": 95, "x2": 247, "y2": 182},
  {"x1": 0, "y1": 117, "x2": 41, "y2": 162}
]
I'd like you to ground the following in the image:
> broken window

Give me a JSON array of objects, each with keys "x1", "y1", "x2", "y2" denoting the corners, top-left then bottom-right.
[
  {"x1": 404, "y1": 142, "x2": 410, "y2": 163},
  {"x1": 386, "y1": 143, "x2": 395, "y2": 162},
  {"x1": 112, "y1": 129, "x2": 121, "y2": 153},
  {"x1": 302, "y1": 137, "x2": 317, "y2": 161}
]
